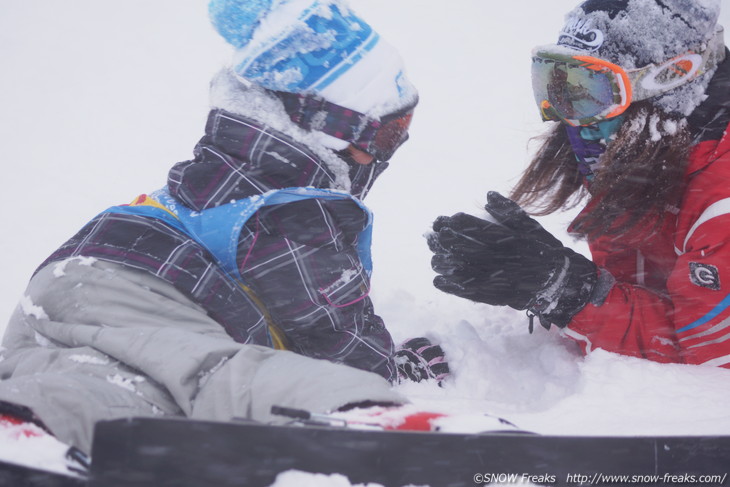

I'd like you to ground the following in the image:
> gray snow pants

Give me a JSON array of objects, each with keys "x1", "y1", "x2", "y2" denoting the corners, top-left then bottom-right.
[{"x1": 0, "y1": 259, "x2": 404, "y2": 453}]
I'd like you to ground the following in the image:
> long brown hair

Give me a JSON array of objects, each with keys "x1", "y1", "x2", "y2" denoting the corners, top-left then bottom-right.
[{"x1": 510, "y1": 101, "x2": 692, "y2": 238}]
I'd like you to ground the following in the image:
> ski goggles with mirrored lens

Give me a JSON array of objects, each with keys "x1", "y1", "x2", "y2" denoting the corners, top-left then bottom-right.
[
  {"x1": 276, "y1": 91, "x2": 417, "y2": 162},
  {"x1": 531, "y1": 28, "x2": 726, "y2": 126}
]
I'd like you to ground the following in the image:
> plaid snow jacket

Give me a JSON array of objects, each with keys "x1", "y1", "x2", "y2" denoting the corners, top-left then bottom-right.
[
  {"x1": 38, "y1": 109, "x2": 396, "y2": 380},
  {"x1": 565, "y1": 52, "x2": 730, "y2": 367}
]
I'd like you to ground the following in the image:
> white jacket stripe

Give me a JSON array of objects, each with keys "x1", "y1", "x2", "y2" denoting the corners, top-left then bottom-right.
[
  {"x1": 683, "y1": 198, "x2": 730, "y2": 254},
  {"x1": 702, "y1": 353, "x2": 730, "y2": 367},
  {"x1": 680, "y1": 315, "x2": 730, "y2": 344},
  {"x1": 562, "y1": 328, "x2": 593, "y2": 353}
]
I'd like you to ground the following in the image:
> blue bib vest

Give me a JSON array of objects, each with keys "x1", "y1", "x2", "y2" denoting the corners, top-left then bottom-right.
[{"x1": 101, "y1": 187, "x2": 374, "y2": 282}]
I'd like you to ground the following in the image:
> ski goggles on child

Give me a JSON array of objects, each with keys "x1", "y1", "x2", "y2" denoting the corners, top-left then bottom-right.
[
  {"x1": 531, "y1": 28, "x2": 726, "y2": 126},
  {"x1": 276, "y1": 91, "x2": 417, "y2": 162}
]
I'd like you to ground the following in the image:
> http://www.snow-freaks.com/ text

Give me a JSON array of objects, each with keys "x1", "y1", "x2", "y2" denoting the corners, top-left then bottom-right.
[{"x1": 472, "y1": 472, "x2": 728, "y2": 485}]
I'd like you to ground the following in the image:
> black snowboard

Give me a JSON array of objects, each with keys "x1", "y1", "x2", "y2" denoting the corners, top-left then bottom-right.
[
  {"x1": 0, "y1": 459, "x2": 85, "y2": 487},
  {"x1": 87, "y1": 417, "x2": 730, "y2": 487}
]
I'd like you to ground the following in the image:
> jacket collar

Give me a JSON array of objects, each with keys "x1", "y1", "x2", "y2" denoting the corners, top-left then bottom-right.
[
  {"x1": 688, "y1": 49, "x2": 730, "y2": 145},
  {"x1": 685, "y1": 50, "x2": 730, "y2": 175},
  {"x1": 168, "y1": 110, "x2": 385, "y2": 211}
]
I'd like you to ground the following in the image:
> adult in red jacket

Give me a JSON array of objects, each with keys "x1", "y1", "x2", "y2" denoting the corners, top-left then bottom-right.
[{"x1": 428, "y1": 0, "x2": 730, "y2": 367}]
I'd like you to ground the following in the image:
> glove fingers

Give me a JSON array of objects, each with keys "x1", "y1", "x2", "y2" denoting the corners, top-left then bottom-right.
[
  {"x1": 432, "y1": 228, "x2": 546, "y2": 275},
  {"x1": 433, "y1": 213, "x2": 517, "y2": 261},
  {"x1": 433, "y1": 226, "x2": 493, "y2": 256},
  {"x1": 485, "y1": 192, "x2": 563, "y2": 247},
  {"x1": 484, "y1": 191, "x2": 525, "y2": 224},
  {"x1": 395, "y1": 337, "x2": 450, "y2": 384},
  {"x1": 399, "y1": 337, "x2": 433, "y2": 351},
  {"x1": 433, "y1": 212, "x2": 491, "y2": 234},
  {"x1": 433, "y1": 275, "x2": 497, "y2": 303},
  {"x1": 430, "y1": 253, "x2": 464, "y2": 276},
  {"x1": 432, "y1": 214, "x2": 455, "y2": 233},
  {"x1": 442, "y1": 227, "x2": 529, "y2": 261},
  {"x1": 418, "y1": 344, "x2": 445, "y2": 362},
  {"x1": 485, "y1": 192, "x2": 540, "y2": 233},
  {"x1": 429, "y1": 229, "x2": 486, "y2": 265},
  {"x1": 433, "y1": 275, "x2": 469, "y2": 298},
  {"x1": 426, "y1": 231, "x2": 446, "y2": 254},
  {"x1": 434, "y1": 273, "x2": 532, "y2": 309},
  {"x1": 428, "y1": 361, "x2": 451, "y2": 382},
  {"x1": 394, "y1": 351, "x2": 424, "y2": 382},
  {"x1": 445, "y1": 212, "x2": 492, "y2": 234}
]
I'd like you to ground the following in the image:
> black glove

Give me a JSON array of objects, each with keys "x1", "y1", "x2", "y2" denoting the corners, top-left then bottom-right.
[
  {"x1": 428, "y1": 192, "x2": 598, "y2": 330},
  {"x1": 394, "y1": 337, "x2": 450, "y2": 384}
]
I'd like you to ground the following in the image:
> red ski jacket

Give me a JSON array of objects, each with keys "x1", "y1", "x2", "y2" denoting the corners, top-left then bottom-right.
[{"x1": 566, "y1": 118, "x2": 730, "y2": 367}]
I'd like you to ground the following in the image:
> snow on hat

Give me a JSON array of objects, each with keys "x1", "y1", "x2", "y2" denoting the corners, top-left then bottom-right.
[
  {"x1": 208, "y1": 0, "x2": 418, "y2": 151},
  {"x1": 558, "y1": 0, "x2": 725, "y2": 116}
]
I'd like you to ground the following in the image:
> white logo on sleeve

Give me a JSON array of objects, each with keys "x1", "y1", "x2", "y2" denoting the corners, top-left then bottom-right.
[{"x1": 690, "y1": 263, "x2": 721, "y2": 290}]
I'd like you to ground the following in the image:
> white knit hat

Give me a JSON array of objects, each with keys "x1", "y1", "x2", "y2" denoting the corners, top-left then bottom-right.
[{"x1": 558, "y1": 0, "x2": 724, "y2": 116}]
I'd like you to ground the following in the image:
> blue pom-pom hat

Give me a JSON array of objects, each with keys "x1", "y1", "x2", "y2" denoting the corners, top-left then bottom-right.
[{"x1": 208, "y1": 0, "x2": 418, "y2": 151}]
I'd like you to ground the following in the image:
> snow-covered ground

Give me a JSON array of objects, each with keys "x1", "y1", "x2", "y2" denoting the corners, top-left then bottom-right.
[{"x1": 1, "y1": 1, "x2": 730, "y2": 485}]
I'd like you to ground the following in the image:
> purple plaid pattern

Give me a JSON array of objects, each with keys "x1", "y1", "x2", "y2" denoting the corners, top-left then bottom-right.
[
  {"x1": 38, "y1": 109, "x2": 395, "y2": 380},
  {"x1": 37, "y1": 213, "x2": 270, "y2": 346},
  {"x1": 237, "y1": 198, "x2": 395, "y2": 378},
  {"x1": 170, "y1": 110, "x2": 386, "y2": 205}
]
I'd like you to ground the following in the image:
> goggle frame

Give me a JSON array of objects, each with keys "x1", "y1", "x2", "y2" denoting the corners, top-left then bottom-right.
[
  {"x1": 275, "y1": 90, "x2": 417, "y2": 162},
  {"x1": 532, "y1": 27, "x2": 726, "y2": 126}
]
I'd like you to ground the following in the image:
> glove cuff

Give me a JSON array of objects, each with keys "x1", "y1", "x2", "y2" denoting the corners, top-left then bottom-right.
[
  {"x1": 530, "y1": 250, "x2": 598, "y2": 329},
  {"x1": 590, "y1": 268, "x2": 616, "y2": 306}
]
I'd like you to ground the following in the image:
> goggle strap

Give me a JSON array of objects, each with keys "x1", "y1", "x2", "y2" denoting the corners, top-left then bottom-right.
[
  {"x1": 274, "y1": 91, "x2": 381, "y2": 145},
  {"x1": 630, "y1": 26, "x2": 726, "y2": 103}
]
